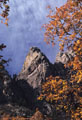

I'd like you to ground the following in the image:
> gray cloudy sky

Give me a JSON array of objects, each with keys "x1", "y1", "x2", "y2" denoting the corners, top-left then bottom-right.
[{"x1": 0, "y1": 0, "x2": 66, "y2": 76}]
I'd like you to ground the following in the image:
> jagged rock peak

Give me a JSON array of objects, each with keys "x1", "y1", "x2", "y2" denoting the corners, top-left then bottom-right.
[
  {"x1": 56, "y1": 49, "x2": 75, "y2": 64},
  {"x1": 17, "y1": 47, "x2": 53, "y2": 89},
  {"x1": 30, "y1": 47, "x2": 41, "y2": 52},
  {"x1": 21, "y1": 47, "x2": 50, "y2": 72}
]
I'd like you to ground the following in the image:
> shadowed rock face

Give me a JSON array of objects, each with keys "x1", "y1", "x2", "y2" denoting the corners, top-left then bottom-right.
[
  {"x1": 0, "y1": 64, "x2": 35, "y2": 108},
  {"x1": 17, "y1": 47, "x2": 53, "y2": 89},
  {"x1": 0, "y1": 104, "x2": 33, "y2": 118},
  {"x1": 0, "y1": 65, "x2": 13, "y2": 103}
]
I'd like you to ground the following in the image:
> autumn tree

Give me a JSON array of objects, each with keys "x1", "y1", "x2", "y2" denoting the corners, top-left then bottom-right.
[{"x1": 38, "y1": 0, "x2": 82, "y2": 119}]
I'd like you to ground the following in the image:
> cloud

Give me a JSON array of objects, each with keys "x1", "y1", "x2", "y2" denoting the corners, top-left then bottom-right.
[{"x1": 0, "y1": 0, "x2": 67, "y2": 75}]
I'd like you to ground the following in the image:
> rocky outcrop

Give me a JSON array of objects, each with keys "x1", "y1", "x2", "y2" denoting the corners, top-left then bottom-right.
[
  {"x1": 0, "y1": 104, "x2": 52, "y2": 120},
  {"x1": 54, "y1": 49, "x2": 75, "y2": 78},
  {"x1": 16, "y1": 47, "x2": 54, "y2": 114},
  {"x1": 56, "y1": 49, "x2": 75, "y2": 64},
  {"x1": 0, "y1": 104, "x2": 33, "y2": 118},
  {"x1": 16, "y1": 47, "x2": 75, "y2": 111},
  {"x1": 17, "y1": 47, "x2": 74, "y2": 90},
  {"x1": 17, "y1": 47, "x2": 53, "y2": 89}
]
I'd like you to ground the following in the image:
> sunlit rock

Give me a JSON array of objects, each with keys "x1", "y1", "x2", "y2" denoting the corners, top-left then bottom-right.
[{"x1": 17, "y1": 47, "x2": 53, "y2": 89}]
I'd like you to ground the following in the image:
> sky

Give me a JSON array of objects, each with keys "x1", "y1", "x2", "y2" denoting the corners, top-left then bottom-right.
[{"x1": 0, "y1": 0, "x2": 67, "y2": 76}]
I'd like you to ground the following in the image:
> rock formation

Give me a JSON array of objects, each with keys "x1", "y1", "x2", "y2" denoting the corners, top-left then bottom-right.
[
  {"x1": 17, "y1": 47, "x2": 53, "y2": 89},
  {"x1": 54, "y1": 49, "x2": 75, "y2": 78},
  {"x1": 0, "y1": 46, "x2": 75, "y2": 118},
  {"x1": 0, "y1": 104, "x2": 33, "y2": 118},
  {"x1": 16, "y1": 47, "x2": 54, "y2": 112},
  {"x1": 55, "y1": 49, "x2": 75, "y2": 64}
]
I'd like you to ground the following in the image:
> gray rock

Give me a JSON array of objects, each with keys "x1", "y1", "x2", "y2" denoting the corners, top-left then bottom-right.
[
  {"x1": 54, "y1": 49, "x2": 75, "y2": 78},
  {"x1": 17, "y1": 47, "x2": 53, "y2": 89},
  {"x1": 0, "y1": 103, "x2": 33, "y2": 118},
  {"x1": 56, "y1": 49, "x2": 75, "y2": 64},
  {"x1": 15, "y1": 47, "x2": 54, "y2": 111}
]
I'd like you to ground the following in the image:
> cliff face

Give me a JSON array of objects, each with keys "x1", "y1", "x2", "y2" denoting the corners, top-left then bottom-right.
[{"x1": 17, "y1": 47, "x2": 53, "y2": 89}]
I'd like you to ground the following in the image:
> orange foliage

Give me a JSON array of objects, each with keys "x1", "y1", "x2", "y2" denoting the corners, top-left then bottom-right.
[
  {"x1": 38, "y1": 76, "x2": 82, "y2": 119},
  {"x1": 30, "y1": 111, "x2": 44, "y2": 120},
  {"x1": 0, "y1": 116, "x2": 29, "y2": 120},
  {"x1": 0, "y1": 0, "x2": 9, "y2": 26},
  {"x1": 0, "y1": 111, "x2": 52, "y2": 120},
  {"x1": 43, "y1": 0, "x2": 82, "y2": 50},
  {"x1": 39, "y1": 0, "x2": 82, "y2": 119}
]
